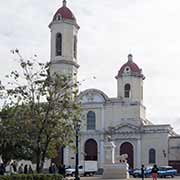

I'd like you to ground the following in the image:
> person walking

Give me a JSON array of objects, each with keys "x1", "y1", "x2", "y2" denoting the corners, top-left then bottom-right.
[
  {"x1": 49, "y1": 164, "x2": 53, "y2": 174},
  {"x1": 49, "y1": 163, "x2": 56, "y2": 174},
  {"x1": 62, "y1": 165, "x2": 66, "y2": 177},
  {"x1": 0, "y1": 163, "x2": 5, "y2": 175},
  {"x1": 12, "y1": 161, "x2": 17, "y2": 174},
  {"x1": 18, "y1": 164, "x2": 23, "y2": 174},
  {"x1": 10, "y1": 163, "x2": 15, "y2": 175},
  {"x1": 51, "y1": 163, "x2": 56, "y2": 174},
  {"x1": 152, "y1": 164, "x2": 159, "y2": 180},
  {"x1": 58, "y1": 164, "x2": 66, "y2": 177},
  {"x1": 141, "y1": 164, "x2": 145, "y2": 180},
  {"x1": 24, "y1": 164, "x2": 28, "y2": 174},
  {"x1": 28, "y1": 165, "x2": 33, "y2": 174},
  {"x1": 58, "y1": 164, "x2": 63, "y2": 175}
]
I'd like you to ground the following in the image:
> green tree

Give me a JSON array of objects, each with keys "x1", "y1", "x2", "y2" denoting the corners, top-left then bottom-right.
[
  {"x1": 0, "y1": 49, "x2": 81, "y2": 173},
  {"x1": 0, "y1": 106, "x2": 33, "y2": 164}
]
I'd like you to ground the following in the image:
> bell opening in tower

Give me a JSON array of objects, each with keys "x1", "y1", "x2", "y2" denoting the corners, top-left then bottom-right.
[{"x1": 56, "y1": 33, "x2": 62, "y2": 56}]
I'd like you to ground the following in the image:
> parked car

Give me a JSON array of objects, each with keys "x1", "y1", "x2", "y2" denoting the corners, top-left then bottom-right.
[
  {"x1": 158, "y1": 166, "x2": 177, "y2": 178},
  {"x1": 132, "y1": 167, "x2": 152, "y2": 178},
  {"x1": 131, "y1": 168, "x2": 141, "y2": 177},
  {"x1": 128, "y1": 168, "x2": 134, "y2": 176}
]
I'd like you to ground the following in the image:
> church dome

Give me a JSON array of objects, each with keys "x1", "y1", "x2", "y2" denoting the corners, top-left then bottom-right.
[
  {"x1": 116, "y1": 54, "x2": 145, "y2": 79},
  {"x1": 53, "y1": 0, "x2": 76, "y2": 21}
]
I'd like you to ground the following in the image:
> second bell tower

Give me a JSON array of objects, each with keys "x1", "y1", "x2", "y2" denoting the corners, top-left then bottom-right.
[{"x1": 49, "y1": 0, "x2": 80, "y2": 79}]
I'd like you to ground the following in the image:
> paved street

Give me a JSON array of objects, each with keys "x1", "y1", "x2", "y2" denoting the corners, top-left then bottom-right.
[{"x1": 66, "y1": 176, "x2": 180, "y2": 180}]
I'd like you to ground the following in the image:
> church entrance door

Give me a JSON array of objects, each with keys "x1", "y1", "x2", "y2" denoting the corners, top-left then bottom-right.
[
  {"x1": 120, "y1": 142, "x2": 134, "y2": 168},
  {"x1": 84, "y1": 139, "x2": 98, "y2": 160}
]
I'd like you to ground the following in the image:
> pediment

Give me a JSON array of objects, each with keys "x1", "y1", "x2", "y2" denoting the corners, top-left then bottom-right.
[
  {"x1": 78, "y1": 89, "x2": 108, "y2": 103},
  {"x1": 109, "y1": 123, "x2": 140, "y2": 134}
]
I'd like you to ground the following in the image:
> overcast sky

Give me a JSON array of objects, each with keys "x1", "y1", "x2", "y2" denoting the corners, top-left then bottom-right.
[{"x1": 0, "y1": 0, "x2": 180, "y2": 133}]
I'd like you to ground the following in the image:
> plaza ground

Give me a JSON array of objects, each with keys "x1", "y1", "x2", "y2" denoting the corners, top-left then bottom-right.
[{"x1": 66, "y1": 176, "x2": 180, "y2": 180}]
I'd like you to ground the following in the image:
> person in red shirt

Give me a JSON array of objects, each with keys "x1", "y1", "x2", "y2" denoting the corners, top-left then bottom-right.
[{"x1": 152, "y1": 164, "x2": 159, "y2": 180}]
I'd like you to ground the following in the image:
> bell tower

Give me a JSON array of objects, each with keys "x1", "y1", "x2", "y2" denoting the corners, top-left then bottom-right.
[
  {"x1": 49, "y1": 0, "x2": 80, "y2": 79},
  {"x1": 116, "y1": 54, "x2": 145, "y2": 103}
]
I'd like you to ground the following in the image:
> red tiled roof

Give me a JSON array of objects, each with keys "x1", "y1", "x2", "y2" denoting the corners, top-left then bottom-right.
[
  {"x1": 116, "y1": 54, "x2": 145, "y2": 79},
  {"x1": 53, "y1": 6, "x2": 76, "y2": 21},
  {"x1": 118, "y1": 61, "x2": 141, "y2": 75}
]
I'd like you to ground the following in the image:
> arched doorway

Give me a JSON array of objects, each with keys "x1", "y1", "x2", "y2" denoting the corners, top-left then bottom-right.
[
  {"x1": 120, "y1": 142, "x2": 134, "y2": 168},
  {"x1": 84, "y1": 139, "x2": 98, "y2": 160}
]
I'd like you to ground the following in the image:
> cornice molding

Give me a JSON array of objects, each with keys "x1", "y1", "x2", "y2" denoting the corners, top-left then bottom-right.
[{"x1": 51, "y1": 59, "x2": 79, "y2": 68}]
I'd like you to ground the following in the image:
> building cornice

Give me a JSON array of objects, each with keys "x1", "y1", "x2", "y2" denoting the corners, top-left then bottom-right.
[
  {"x1": 80, "y1": 130, "x2": 104, "y2": 136},
  {"x1": 49, "y1": 19, "x2": 80, "y2": 29},
  {"x1": 51, "y1": 59, "x2": 80, "y2": 68}
]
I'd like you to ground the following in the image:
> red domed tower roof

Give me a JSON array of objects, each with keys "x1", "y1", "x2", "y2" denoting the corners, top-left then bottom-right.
[
  {"x1": 53, "y1": 0, "x2": 76, "y2": 21},
  {"x1": 116, "y1": 54, "x2": 145, "y2": 79}
]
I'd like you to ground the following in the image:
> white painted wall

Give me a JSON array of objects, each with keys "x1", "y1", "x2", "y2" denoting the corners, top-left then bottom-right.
[
  {"x1": 141, "y1": 132, "x2": 169, "y2": 167},
  {"x1": 117, "y1": 76, "x2": 143, "y2": 103},
  {"x1": 49, "y1": 19, "x2": 79, "y2": 82},
  {"x1": 168, "y1": 137, "x2": 180, "y2": 161},
  {"x1": 50, "y1": 21, "x2": 78, "y2": 63}
]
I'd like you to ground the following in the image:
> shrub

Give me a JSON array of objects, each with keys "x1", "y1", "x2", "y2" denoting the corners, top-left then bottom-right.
[{"x1": 0, "y1": 174, "x2": 63, "y2": 180}]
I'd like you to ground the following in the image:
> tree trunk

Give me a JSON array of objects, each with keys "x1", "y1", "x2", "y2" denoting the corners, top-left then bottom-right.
[
  {"x1": 36, "y1": 150, "x2": 41, "y2": 173},
  {"x1": 40, "y1": 137, "x2": 50, "y2": 172}
]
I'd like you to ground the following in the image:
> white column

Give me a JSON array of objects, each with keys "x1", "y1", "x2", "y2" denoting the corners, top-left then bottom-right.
[
  {"x1": 78, "y1": 139, "x2": 81, "y2": 165},
  {"x1": 100, "y1": 105, "x2": 105, "y2": 168},
  {"x1": 101, "y1": 106, "x2": 105, "y2": 129},
  {"x1": 64, "y1": 146, "x2": 70, "y2": 166},
  {"x1": 100, "y1": 140, "x2": 105, "y2": 168},
  {"x1": 136, "y1": 139, "x2": 141, "y2": 168}
]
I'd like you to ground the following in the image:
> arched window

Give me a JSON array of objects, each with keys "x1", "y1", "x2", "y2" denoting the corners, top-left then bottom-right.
[
  {"x1": 57, "y1": 15, "x2": 62, "y2": 21},
  {"x1": 124, "y1": 84, "x2": 131, "y2": 98},
  {"x1": 56, "y1": 33, "x2": 62, "y2": 56},
  {"x1": 74, "y1": 36, "x2": 77, "y2": 59},
  {"x1": 87, "y1": 111, "x2": 96, "y2": 130},
  {"x1": 149, "y1": 148, "x2": 156, "y2": 164}
]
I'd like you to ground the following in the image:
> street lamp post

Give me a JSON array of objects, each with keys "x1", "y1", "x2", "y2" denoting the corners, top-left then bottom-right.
[{"x1": 75, "y1": 123, "x2": 80, "y2": 180}]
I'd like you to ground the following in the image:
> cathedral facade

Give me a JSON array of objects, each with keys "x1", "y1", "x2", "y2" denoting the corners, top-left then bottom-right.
[{"x1": 49, "y1": 1, "x2": 180, "y2": 171}]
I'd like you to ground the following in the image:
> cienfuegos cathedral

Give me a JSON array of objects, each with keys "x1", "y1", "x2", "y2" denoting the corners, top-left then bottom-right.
[{"x1": 49, "y1": 0, "x2": 180, "y2": 172}]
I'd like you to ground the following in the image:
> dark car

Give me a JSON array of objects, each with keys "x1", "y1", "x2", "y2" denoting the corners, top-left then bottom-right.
[
  {"x1": 131, "y1": 168, "x2": 141, "y2": 177},
  {"x1": 158, "y1": 166, "x2": 177, "y2": 178},
  {"x1": 128, "y1": 168, "x2": 134, "y2": 176},
  {"x1": 132, "y1": 167, "x2": 152, "y2": 178}
]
